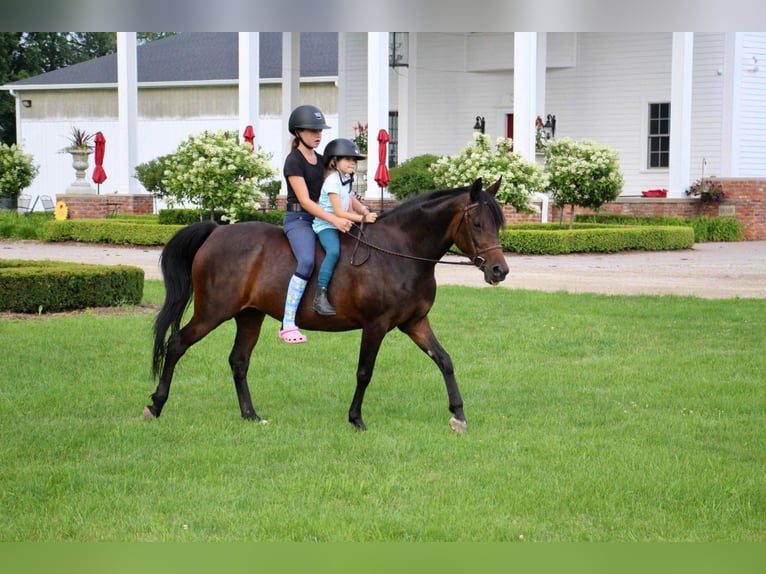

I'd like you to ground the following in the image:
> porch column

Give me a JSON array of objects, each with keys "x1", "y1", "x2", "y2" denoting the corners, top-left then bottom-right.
[
  {"x1": 238, "y1": 33, "x2": 260, "y2": 146},
  {"x1": 282, "y1": 32, "x2": 300, "y2": 157},
  {"x1": 116, "y1": 32, "x2": 140, "y2": 194},
  {"x1": 513, "y1": 32, "x2": 537, "y2": 162},
  {"x1": 367, "y1": 32, "x2": 389, "y2": 199},
  {"x1": 669, "y1": 32, "x2": 694, "y2": 197}
]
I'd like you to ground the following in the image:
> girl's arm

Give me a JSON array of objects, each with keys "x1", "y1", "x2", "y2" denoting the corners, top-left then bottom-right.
[
  {"x1": 288, "y1": 175, "x2": 352, "y2": 232},
  {"x1": 328, "y1": 193, "x2": 377, "y2": 224}
]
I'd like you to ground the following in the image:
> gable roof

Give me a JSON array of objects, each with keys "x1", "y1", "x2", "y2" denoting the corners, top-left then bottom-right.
[{"x1": 6, "y1": 32, "x2": 338, "y2": 88}]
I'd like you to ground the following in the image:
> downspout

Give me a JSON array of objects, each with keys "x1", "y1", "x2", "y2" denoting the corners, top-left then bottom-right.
[{"x1": 9, "y1": 89, "x2": 22, "y2": 145}]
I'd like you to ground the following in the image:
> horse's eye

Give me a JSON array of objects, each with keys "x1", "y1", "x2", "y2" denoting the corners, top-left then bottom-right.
[{"x1": 472, "y1": 218, "x2": 482, "y2": 229}]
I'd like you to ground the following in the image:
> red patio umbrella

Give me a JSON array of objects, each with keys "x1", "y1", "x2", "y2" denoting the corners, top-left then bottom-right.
[
  {"x1": 243, "y1": 125, "x2": 255, "y2": 151},
  {"x1": 374, "y1": 129, "x2": 390, "y2": 211},
  {"x1": 92, "y1": 131, "x2": 107, "y2": 194}
]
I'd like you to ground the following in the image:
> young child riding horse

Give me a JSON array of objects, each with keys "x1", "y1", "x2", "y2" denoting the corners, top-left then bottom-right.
[{"x1": 312, "y1": 138, "x2": 378, "y2": 316}]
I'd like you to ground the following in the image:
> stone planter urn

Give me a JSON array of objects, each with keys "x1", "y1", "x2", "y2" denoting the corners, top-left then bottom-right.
[{"x1": 66, "y1": 150, "x2": 95, "y2": 194}]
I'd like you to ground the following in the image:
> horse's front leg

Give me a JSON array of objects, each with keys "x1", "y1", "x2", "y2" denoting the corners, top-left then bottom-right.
[
  {"x1": 398, "y1": 316, "x2": 467, "y2": 432},
  {"x1": 348, "y1": 325, "x2": 386, "y2": 431},
  {"x1": 229, "y1": 310, "x2": 266, "y2": 421}
]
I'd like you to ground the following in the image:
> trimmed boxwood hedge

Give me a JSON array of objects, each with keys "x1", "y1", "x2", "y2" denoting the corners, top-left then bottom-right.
[
  {"x1": 500, "y1": 225, "x2": 695, "y2": 254},
  {"x1": 41, "y1": 219, "x2": 184, "y2": 245},
  {"x1": 0, "y1": 260, "x2": 144, "y2": 313},
  {"x1": 575, "y1": 213, "x2": 742, "y2": 242}
]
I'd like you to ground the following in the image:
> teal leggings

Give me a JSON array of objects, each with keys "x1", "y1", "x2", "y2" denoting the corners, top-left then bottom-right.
[{"x1": 316, "y1": 228, "x2": 340, "y2": 288}]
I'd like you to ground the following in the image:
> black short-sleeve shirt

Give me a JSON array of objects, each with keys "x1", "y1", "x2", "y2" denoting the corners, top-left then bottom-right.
[{"x1": 283, "y1": 149, "x2": 325, "y2": 204}]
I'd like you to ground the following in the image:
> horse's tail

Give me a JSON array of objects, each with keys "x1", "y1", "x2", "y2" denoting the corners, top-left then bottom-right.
[{"x1": 151, "y1": 220, "x2": 218, "y2": 379}]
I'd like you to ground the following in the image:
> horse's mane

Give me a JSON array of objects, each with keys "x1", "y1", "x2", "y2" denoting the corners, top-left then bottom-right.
[{"x1": 378, "y1": 185, "x2": 504, "y2": 227}]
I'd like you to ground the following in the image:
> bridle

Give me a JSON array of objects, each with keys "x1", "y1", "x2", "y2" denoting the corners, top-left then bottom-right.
[{"x1": 347, "y1": 200, "x2": 504, "y2": 270}]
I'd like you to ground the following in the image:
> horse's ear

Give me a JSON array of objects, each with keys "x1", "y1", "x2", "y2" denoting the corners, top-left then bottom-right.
[
  {"x1": 485, "y1": 177, "x2": 502, "y2": 197},
  {"x1": 470, "y1": 178, "x2": 483, "y2": 201}
]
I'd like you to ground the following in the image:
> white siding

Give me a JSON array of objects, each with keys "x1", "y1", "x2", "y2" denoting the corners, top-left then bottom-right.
[
  {"x1": 691, "y1": 33, "x2": 726, "y2": 181},
  {"x1": 546, "y1": 33, "x2": 674, "y2": 196},
  {"x1": 738, "y1": 33, "x2": 766, "y2": 176}
]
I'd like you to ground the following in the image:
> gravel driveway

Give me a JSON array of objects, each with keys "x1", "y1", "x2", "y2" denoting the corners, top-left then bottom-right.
[{"x1": 2, "y1": 239, "x2": 765, "y2": 299}]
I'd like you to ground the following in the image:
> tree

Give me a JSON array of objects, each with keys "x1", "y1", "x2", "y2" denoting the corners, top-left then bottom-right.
[
  {"x1": 544, "y1": 138, "x2": 624, "y2": 228},
  {"x1": 161, "y1": 130, "x2": 277, "y2": 221},
  {"x1": 430, "y1": 133, "x2": 548, "y2": 213}
]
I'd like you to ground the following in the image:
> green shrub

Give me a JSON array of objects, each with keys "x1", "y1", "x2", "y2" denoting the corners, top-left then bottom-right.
[
  {"x1": 387, "y1": 154, "x2": 439, "y2": 200},
  {"x1": 0, "y1": 211, "x2": 51, "y2": 239},
  {"x1": 500, "y1": 225, "x2": 694, "y2": 254},
  {"x1": 162, "y1": 130, "x2": 276, "y2": 221},
  {"x1": 431, "y1": 134, "x2": 547, "y2": 212},
  {"x1": 134, "y1": 154, "x2": 172, "y2": 199},
  {"x1": 0, "y1": 143, "x2": 39, "y2": 200},
  {"x1": 158, "y1": 208, "x2": 285, "y2": 226},
  {"x1": 576, "y1": 213, "x2": 743, "y2": 242},
  {"x1": 0, "y1": 260, "x2": 143, "y2": 313},
  {"x1": 41, "y1": 219, "x2": 183, "y2": 245},
  {"x1": 544, "y1": 138, "x2": 624, "y2": 225}
]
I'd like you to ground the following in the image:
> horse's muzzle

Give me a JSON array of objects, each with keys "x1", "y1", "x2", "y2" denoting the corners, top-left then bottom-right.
[{"x1": 477, "y1": 256, "x2": 509, "y2": 285}]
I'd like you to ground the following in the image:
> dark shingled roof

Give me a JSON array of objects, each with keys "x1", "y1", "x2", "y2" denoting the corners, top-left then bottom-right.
[{"x1": 8, "y1": 32, "x2": 338, "y2": 87}]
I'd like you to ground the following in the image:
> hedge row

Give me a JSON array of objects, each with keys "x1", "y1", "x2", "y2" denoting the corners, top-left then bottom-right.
[
  {"x1": 0, "y1": 260, "x2": 144, "y2": 313},
  {"x1": 575, "y1": 213, "x2": 743, "y2": 242},
  {"x1": 159, "y1": 208, "x2": 285, "y2": 226},
  {"x1": 41, "y1": 219, "x2": 184, "y2": 246},
  {"x1": 500, "y1": 225, "x2": 695, "y2": 254}
]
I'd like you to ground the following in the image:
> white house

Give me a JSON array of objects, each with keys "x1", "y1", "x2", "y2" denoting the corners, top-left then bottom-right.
[{"x1": 3, "y1": 32, "x2": 765, "y2": 212}]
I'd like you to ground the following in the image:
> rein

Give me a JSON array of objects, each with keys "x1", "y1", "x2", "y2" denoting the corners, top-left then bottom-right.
[{"x1": 347, "y1": 201, "x2": 503, "y2": 269}]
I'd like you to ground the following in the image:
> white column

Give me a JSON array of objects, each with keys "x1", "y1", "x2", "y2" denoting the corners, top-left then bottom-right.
[
  {"x1": 536, "y1": 33, "x2": 547, "y2": 122},
  {"x1": 367, "y1": 32, "x2": 389, "y2": 199},
  {"x1": 282, "y1": 32, "x2": 300, "y2": 156},
  {"x1": 238, "y1": 33, "x2": 260, "y2": 144},
  {"x1": 721, "y1": 32, "x2": 742, "y2": 176},
  {"x1": 669, "y1": 32, "x2": 694, "y2": 197},
  {"x1": 116, "y1": 32, "x2": 140, "y2": 194},
  {"x1": 402, "y1": 33, "x2": 417, "y2": 163},
  {"x1": 513, "y1": 32, "x2": 537, "y2": 162}
]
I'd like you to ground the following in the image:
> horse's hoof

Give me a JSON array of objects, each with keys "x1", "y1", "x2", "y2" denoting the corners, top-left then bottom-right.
[
  {"x1": 142, "y1": 406, "x2": 157, "y2": 421},
  {"x1": 449, "y1": 417, "x2": 467, "y2": 433}
]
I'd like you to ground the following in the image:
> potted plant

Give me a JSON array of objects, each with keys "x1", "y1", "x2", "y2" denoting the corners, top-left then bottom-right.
[
  {"x1": 0, "y1": 143, "x2": 40, "y2": 210},
  {"x1": 685, "y1": 178, "x2": 725, "y2": 202},
  {"x1": 352, "y1": 121, "x2": 368, "y2": 154},
  {"x1": 61, "y1": 127, "x2": 95, "y2": 193}
]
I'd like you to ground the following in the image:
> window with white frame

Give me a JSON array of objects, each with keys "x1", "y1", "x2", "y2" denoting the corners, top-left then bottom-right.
[{"x1": 647, "y1": 102, "x2": 670, "y2": 169}]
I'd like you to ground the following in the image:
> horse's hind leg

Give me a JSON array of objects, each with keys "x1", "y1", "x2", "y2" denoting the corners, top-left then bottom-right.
[
  {"x1": 398, "y1": 316, "x2": 467, "y2": 432},
  {"x1": 229, "y1": 309, "x2": 266, "y2": 421},
  {"x1": 144, "y1": 318, "x2": 220, "y2": 420}
]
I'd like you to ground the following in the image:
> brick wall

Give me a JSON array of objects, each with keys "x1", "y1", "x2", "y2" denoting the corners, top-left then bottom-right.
[
  {"x1": 502, "y1": 178, "x2": 766, "y2": 240},
  {"x1": 55, "y1": 194, "x2": 154, "y2": 219}
]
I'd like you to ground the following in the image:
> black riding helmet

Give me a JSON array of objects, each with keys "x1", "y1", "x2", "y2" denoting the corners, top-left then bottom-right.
[
  {"x1": 322, "y1": 138, "x2": 366, "y2": 168},
  {"x1": 288, "y1": 105, "x2": 331, "y2": 135}
]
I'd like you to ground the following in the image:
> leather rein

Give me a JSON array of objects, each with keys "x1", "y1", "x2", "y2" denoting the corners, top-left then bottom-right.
[{"x1": 347, "y1": 200, "x2": 503, "y2": 270}]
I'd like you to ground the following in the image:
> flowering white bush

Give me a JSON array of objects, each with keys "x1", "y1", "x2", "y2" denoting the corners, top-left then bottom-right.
[
  {"x1": 0, "y1": 143, "x2": 39, "y2": 199},
  {"x1": 544, "y1": 138, "x2": 623, "y2": 218},
  {"x1": 162, "y1": 130, "x2": 277, "y2": 221},
  {"x1": 430, "y1": 133, "x2": 548, "y2": 213}
]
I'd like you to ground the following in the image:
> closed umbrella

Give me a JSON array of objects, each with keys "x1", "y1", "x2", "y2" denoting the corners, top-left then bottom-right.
[
  {"x1": 374, "y1": 129, "x2": 390, "y2": 212},
  {"x1": 243, "y1": 125, "x2": 255, "y2": 151},
  {"x1": 92, "y1": 131, "x2": 107, "y2": 194}
]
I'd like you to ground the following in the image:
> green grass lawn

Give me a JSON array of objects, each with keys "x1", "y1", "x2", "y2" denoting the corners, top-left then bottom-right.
[{"x1": 1, "y1": 283, "x2": 764, "y2": 541}]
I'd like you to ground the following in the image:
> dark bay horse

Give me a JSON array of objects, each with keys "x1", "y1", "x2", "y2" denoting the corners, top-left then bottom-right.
[{"x1": 147, "y1": 178, "x2": 509, "y2": 431}]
